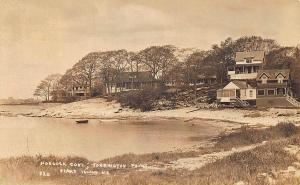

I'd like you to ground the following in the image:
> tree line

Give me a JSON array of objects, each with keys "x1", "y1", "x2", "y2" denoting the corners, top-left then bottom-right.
[{"x1": 34, "y1": 36, "x2": 300, "y2": 102}]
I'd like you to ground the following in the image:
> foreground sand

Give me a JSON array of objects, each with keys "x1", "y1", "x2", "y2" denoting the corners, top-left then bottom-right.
[{"x1": 24, "y1": 98, "x2": 300, "y2": 127}]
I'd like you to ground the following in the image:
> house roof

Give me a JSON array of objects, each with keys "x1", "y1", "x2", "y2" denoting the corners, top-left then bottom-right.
[
  {"x1": 118, "y1": 71, "x2": 156, "y2": 83},
  {"x1": 257, "y1": 69, "x2": 290, "y2": 80},
  {"x1": 223, "y1": 81, "x2": 253, "y2": 90},
  {"x1": 197, "y1": 74, "x2": 217, "y2": 79},
  {"x1": 232, "y1": 80, "x2": 253, "y2": 89},
  {"x1": 235, "y1": 51, "x2": 265, "y2": 61}
]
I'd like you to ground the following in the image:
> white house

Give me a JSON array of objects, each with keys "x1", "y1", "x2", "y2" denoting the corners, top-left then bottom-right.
[
  {"x1": 217, "y1": 81, "x2": 256, "y2": 105},
  {"x1": 228, "y1": 51, "x2": 265, "y2": 80}
]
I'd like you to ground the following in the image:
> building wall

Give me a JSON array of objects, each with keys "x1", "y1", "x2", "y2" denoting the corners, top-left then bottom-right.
[
  {"x1": 256, "y1": 97, "x2": 295, "y2": 108},
  {"x1": 229, "y1": 73, "x2": 258, "y2": 80},
  {"x1": 245, "y1": 88, "x2": 257, "y2": 100},
  {"x1": 236, "y1": 60, "x2": 263, "y2": 65}
]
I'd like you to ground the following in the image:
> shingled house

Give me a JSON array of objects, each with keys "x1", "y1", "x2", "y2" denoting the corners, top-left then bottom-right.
[
  {"x1": 228, "y1": 50, "x2": 265, "y2": 80},
  {"x1": 115, "y1": 71, "x2": 159, "y2": 91},
  {"x1": 256, "y1": 69, "x2": 300, "y2": 108}
]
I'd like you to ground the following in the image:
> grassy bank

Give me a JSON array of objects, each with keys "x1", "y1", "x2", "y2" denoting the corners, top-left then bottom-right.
[{"x1": 1, "y1": 122, "x2": 300, "y2": 185}]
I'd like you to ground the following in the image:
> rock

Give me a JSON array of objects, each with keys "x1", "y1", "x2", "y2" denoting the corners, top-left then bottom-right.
[
  {"x1": 293, "y1": 162, "x2": 300, "y2": 169},
  {"x1": 234, "y1": 181, "x2": 247, "y2": 185},
  {"x1": 269, "y1": 108, "x2": 297, "y2": 116},
  {"x1": 266, "y1": 176, "x2": 276, "y2": 185},
  {"x1": 295, "y1": 170, "x2": 300, "y2": 177},
  {"x1": 287, "y1": 166, "x2": 297, "y2": 173},
  {"x1": 296, "y1": 153, "x2": 300, "y2": 161}
]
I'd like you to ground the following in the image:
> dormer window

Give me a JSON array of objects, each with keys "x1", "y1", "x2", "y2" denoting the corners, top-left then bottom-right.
[
  {"x1": 245, "y1": 58, "x2": 252, "y2": 63},
  {"x1": 261, "y1": 75, "x2": 268, "y2": 84},
  {"x1": 129, "y1": 75, "x2": 137, "y2": 79},
  {"x1": 262, "y1": 78, "x2": 267, "y2": 84},
  {"x1": 276, "y1": 74, "x2": 284, "y2": 84},
  {"x1": 259, "y1": 73, "x2": 270, "y2": 84}
]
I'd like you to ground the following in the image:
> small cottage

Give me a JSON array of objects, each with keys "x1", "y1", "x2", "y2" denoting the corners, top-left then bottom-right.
[{"x1": 217, "y1": 81, "x2": 256, "y2": 106}]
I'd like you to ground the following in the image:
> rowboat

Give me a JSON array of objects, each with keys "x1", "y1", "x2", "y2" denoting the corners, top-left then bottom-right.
[{"x1": 76, "y1": 120, "x2": 89, "y2": 124}]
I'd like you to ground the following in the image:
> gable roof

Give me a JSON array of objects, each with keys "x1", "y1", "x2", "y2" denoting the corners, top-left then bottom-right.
[
  {"x1": 223, "y1": 81, "x2": 253, "y2": 90},
  {"x1": 257, "y1": 69, "x2": 290, "y2": 80},
  {"x1": 260, "y1": 73, "x2": 270, "y2": 79},
  {"x1": 233, "y1": 80, "x2": 253, "y2": 89},
  {"x1": 235, "y1": 51, "x2": 265, "y2": 61}
]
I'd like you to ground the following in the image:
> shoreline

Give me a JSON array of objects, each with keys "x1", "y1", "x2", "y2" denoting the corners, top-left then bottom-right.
[{"x1": 2, "y1": 98, "x2": 300, "y2": 128}]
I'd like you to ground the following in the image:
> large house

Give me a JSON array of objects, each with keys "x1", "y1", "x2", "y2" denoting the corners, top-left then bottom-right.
[
  {"x1": 116, "y1": 71, "x2": 159, "y2": 90},
  {"x1": 70, "y1": 86, "x2": 89, "y2": 97},
  {"x1": 105, "y1": 71, "x2": 160, "y2": 93},
  {"x1": 256, "y1": 69, "x2": 300, "y2": 108},
  {"x1": 228, "y1": 50, "x2": 265, "y2": 80},
  {"x1": 217, "y1": 81, "x2": 256, "y2": 106},
  {"x1": 217, "y1": 50, "x2": 264, "y2": 107},
  {"x1": 65, "y1": 85, "x2": 91, "y2": 101}
]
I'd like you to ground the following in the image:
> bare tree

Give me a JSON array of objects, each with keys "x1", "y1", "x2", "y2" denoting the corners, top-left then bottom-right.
[
  {"x1": 109, "y1": 50, "x2": 130, "y2": 92},
  {"x1": 34, "y1": 74, "x2": 62, "y2": 101},
  {"x1": 72, "y1": 52, "x2": 100, "y2": 97},
  {"x1": 139, "y1": 45, "x2": 178, "y2": 83}
]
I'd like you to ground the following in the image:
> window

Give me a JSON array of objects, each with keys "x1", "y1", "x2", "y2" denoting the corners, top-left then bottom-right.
[
  {"x1": 258, "y1": 90, "x2": 265, "y2": 96},
  {"x1": 277, "y1": 75, "x2": 284, "y2": 83},
  {"x1": 245, "y1": 58, "x2": 252, "y2": 63},
  {"x1": 228, "y1": 66, "x2": 235, "y2": 71},
  {"x1": 267, "y1": 89, "x2": 275, "y2": 96},
  {"x1": 277, "y1": 88, "x2": 286, "y2": 95},
  {"x1": 129, "y1": 75, "x2": 137, "y2": 79},
  {"x1": 249, "y1": 90, "x2": 253, "y2": 97},
  {"x1": 261, "y1": 76, "x2": 268, "y2": 84}
]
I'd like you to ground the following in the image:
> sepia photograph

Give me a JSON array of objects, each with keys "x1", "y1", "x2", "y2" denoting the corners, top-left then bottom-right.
[{"x1": 0, "y1": 0, "x2": 300, "y2": 184}]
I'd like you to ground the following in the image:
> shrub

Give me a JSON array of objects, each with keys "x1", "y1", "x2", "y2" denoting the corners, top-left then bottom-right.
[
  {"x1": 275, "y1": 122, "x2": 298, "y2": 137},
  {"x1": 215, "y1": 122, "x2": 299, "y2": 149},
  {"x1": 117, "y1": 87, "x2": 164, "y2": 111}
]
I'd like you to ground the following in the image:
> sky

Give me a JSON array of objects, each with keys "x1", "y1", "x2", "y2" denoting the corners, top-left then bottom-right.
[{"x1": 0, "y1": 0, "x2": 300, "y2": 99}]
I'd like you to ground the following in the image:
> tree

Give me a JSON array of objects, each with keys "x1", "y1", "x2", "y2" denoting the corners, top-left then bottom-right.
[
  {"x1": 264, "y1": 47, "x2": 295, "y2": 69},
  {"x1": 96, "y1": 51, "x2": 119, "y2": 95},
  {"x1": 34, "y1": 74, "x2": 62, "y2": 101},
  {"x1": 139, "y1": 45, "x2": 178, "y2": 82},
  {"x1": 184, "y1": 51, "x2": 209, "y2": 101},
  {"x1": 108, "y1": 50, "x2": 131, "y2": 92},
  {"x1": 72, "y1": 52, "x2": 100, "y2": 97},
  {"x1": 127, "y1": 52, "x2": 141, "y2": 89}
]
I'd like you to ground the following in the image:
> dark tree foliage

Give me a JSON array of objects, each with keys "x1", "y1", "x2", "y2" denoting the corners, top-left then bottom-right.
[{"x1": 264, "y1": 47, "x2": 295, "y2": 69}]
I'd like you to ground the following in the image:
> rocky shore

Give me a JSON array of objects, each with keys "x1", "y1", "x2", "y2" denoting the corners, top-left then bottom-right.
[{"x1": 19, "y1": 98, "x2": 300, "y2": 127}]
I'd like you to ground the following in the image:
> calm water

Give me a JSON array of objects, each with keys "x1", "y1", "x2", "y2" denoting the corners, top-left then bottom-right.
[{"x1": 0, "y1": 106, "x2": 221, "y2": 161}]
